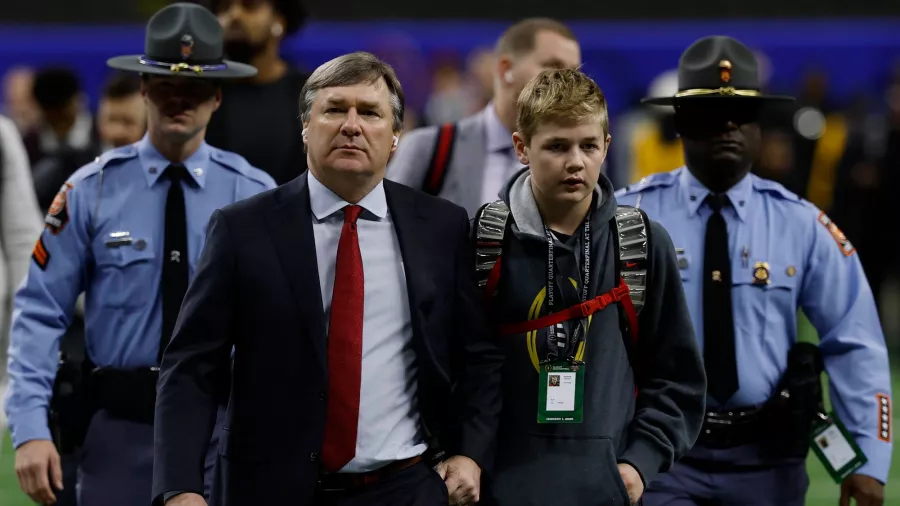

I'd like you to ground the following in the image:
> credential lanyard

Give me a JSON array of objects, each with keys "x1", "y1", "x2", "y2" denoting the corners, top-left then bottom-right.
[{"x1": 543, "y1": 208, "x2": 592, "y2": 364}]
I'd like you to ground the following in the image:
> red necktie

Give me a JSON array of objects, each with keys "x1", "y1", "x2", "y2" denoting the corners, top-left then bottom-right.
[{"x1": 321, "y1": 204, "x2": 364, "y2": 472}]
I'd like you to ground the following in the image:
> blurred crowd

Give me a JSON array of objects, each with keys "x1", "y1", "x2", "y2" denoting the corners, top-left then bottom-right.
[{"x1": 1, "y1": 5, "x2": 900, "y2": 347}]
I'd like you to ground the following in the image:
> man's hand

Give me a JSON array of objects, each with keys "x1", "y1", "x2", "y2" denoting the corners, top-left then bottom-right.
[
  {"x1": 165, "y1": 492, "x2": 208, "y2": 506},
  {"x1": 840, "y1": 473, "x2": 884, "y2": 506},
  {"x1": 435, "y1": 455, "x2": 481, "y2": 505},
  {"x1": 617, "y1": 463, "x2": 644, "y2": 505},
  {"x1": 15, "y1": 439, "x2": 62, "y2": 504}
]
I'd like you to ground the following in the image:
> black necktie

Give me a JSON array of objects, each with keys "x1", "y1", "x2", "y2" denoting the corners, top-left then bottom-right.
[
  {"x1": 160, "y1": 164, "x2": 190, "y2": 363},
  {"x1": 703, "y1": 194, "x2": 738, "y2": 404}
]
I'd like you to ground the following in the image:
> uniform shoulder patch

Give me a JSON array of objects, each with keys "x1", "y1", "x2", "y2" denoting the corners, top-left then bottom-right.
[
  {"x1": 877, "y1": 393, "x2": 892, "y2": 442},
  {"x1": 32, "y1": 235, "x2": 50, "y2": 270},
  {"x1": 45, "y1": 182, "x2": 74, "y2": 235},
  {"x1": 817, "y1": 211, "x2": 855, "y2": 256}
]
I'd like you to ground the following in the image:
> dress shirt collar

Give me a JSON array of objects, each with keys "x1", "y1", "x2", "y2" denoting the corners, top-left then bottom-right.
[
  {"x1": 679, "y1": 166, "x2": 752, "y2": 222},
  {"x1": 308, "y1": 170, "x2": 388, "y2": 221},
  {"x1": 137, "y1": 134, "x2": 209, "y2": 188},
  {"x1": 484, "y1": 102, "x2": 514, "y2": 154}
]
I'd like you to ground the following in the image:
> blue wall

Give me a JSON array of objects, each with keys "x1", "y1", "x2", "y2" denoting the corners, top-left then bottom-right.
[{"x1": 2, "y1": 19, "x2": 899, "y2": 116}]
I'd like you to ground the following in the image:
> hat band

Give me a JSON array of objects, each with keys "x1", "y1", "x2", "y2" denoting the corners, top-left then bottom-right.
[
  {"x1": 675, "y1": 87, "x2": 761, "y2": 98},
  {"x1": 139, "y1": 57, "x2": 228, "y2": 75}
]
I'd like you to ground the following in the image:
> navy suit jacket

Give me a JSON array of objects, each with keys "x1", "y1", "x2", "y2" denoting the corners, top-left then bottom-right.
[{"x1": 151, "y1": 173, "x2": 503, "y2": 506}]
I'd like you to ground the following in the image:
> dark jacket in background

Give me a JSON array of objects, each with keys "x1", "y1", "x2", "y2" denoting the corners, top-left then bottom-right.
[{"x1": 205, "y1": 68, "x2": 309, "y2": 186}]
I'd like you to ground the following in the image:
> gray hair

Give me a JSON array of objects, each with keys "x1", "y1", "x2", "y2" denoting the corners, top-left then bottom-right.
[{"x1": 299, "y1": 51, "x2": 405, "y2": 132}]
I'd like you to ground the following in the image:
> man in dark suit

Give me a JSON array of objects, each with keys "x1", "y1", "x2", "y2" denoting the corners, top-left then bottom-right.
[{"x1": 153, "y1": 51, "x2": 504, "y2": 506}]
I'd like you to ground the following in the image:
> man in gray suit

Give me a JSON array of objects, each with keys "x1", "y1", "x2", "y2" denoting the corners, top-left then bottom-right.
[{"x1": 386, "y1": 18, "x2": 581, "y2": 217}]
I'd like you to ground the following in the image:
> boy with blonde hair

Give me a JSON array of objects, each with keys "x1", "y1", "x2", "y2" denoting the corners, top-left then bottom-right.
[{"x1": 472, "y1": 69, "x2": 706, "y2": 506}]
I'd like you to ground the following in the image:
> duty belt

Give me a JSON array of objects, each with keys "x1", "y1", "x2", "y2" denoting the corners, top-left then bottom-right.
[
  {"x1": 89, "y1": 366, "x2": 159, "y2": 425},
  {"x1": 697, "y1": 406, "x2": 763, "y2": 449}
]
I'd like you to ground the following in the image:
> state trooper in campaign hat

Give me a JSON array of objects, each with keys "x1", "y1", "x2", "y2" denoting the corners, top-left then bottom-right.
[
  {"x1": 641, "y1": 35, "x2": 792, "y2": 106},
  {"x1": 617, "y1": 35, "x2": 890, "y2": 506},
  {"x1": 108, "y1": 1, "x2": 257, "y2": 79},
  {"x1": 4, "y1": 3, "x2": 275, "y2": 506}
]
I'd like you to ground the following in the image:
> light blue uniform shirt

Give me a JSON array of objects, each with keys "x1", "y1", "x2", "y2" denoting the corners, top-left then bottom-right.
[
  {"x1": 4, "y1": 135, "x2": 276, "y2": 448},
  {"x1": 615, "y1": 167, "x2": 893, "y2": 482}
]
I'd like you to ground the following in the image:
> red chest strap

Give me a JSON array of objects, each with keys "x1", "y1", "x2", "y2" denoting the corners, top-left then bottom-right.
[{"x1": 497, "y1": 277, "x2": 636, "y2": 337}]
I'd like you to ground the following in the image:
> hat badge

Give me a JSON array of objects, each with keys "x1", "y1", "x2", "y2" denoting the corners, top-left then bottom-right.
[
  {"x1": 180, "y1": 34, "x2": 194, "y2": 60},
  {"x1": 719, "y1": 59, "x2": 732, "y2": 83}
]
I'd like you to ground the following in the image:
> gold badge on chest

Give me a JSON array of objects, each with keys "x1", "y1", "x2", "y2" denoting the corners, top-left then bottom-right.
[{"x1": 752, "y1": 261, "x2": 771, "y2": 286}]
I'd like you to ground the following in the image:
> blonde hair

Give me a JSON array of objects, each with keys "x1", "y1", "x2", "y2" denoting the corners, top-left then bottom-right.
[{"x1": 516, "y1": 68, "x2": 609, "y2": 143}]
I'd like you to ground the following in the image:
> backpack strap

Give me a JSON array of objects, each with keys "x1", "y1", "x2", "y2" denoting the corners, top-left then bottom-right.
[
  {"x1": 613, "y1": 205, "x2": 651, "y2": 391},
  {"x1": 423, "y1": 123, "x2": 458, "y2": 196},
  {"x1": 474, "y1": 200, "x2": 510, "y2": 301}
]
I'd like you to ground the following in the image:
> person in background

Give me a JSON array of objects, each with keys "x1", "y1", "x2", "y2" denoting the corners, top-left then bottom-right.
[
  {"x1": 462, "y1": 48, "x2": 496, "y2": 115},
  {"x1": 205, "y1": 0, "x2": 310, "y2": 185},
  {"x1": 96, "y1": 72, "x2": 148, "y2": 152},
  {"x1": 387, "y1": 18, "x2": 581, "y2": 217},
  {"x1": 0, "y1": 113, "x2": 44, "y2": 433},
  {"x1": 610, "y1": 69, "x2": 683, "y2": 189},
  {"x1": 22, "y1": 67, "x2": 97, "y2": 169},
  {"x1": 616, "y1": 35, "x2": 890, "y2": 506},
  {"x1": 4, "y1": 4, "x2": 275, "y2": 505},
  {"x1": 32, "y1": 72, "x2": 147, "y2": 213},
  {"x1": 1, "y1": 67, "x2": 41, "y2": 135}
]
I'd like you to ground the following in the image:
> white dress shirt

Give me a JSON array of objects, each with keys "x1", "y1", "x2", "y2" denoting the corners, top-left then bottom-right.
[{"x1": 308, "y1": 172, "x2": 427, "y2": 473}]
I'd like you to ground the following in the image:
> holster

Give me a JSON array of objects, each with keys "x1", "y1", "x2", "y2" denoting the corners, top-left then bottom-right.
[
  {"x1": 49, "y1": 353, "x2": 92, "y2": 455},
  {"x1": 759, "y1": 342, "x2": 825, "y2": 459}
]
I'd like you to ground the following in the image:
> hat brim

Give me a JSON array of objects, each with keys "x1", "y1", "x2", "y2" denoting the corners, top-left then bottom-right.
[
  {"x1": 641, "y1": 93, "x2": 795, "y2": 106},
  {"x1": 107, "y1": 55, "x2": 257, "y2": 79}
]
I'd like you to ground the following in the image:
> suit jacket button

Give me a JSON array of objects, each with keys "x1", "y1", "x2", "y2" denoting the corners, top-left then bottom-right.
[
  {"x1": 319, "y1": 392, "x2": 326, "y2": 401},
  {"x1": 309, "y1": 452, "x2": 318, "y2": 462}
]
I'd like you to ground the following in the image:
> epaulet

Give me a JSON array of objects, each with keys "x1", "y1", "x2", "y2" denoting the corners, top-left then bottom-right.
[
  {"x1": 71, "y1": 145, "x2": 138, "y2": 182},
  {"x1": 614, "y1": 205, "x2": 649, "y2": 314},
  {"x1": 474, "y1": 200, "x2": 510, "y2": 289},
  {"x1": 208, "y1": 146, "x2": 273, "y2": 186},
  {"x1": 752, "y1": 176, "x2": 801, "y2": 203},
  {"x1": 615, "y1": 170, "x2": 678, "y2": 197}
]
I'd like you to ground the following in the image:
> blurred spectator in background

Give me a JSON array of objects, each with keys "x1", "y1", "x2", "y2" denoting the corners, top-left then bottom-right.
[
  {"x1": 205, "y1": 0, "x2": 310, "y2": 185},
  {"x1": 28, "y1": 69, "x2": 112, "y2": 213},
  {"x1": 95, "y1": 72, "x2": 146, "y2": 152},
  {"x1": 22, "y1": 67, "x2": 98, "y2": 170},
  {"x1": 0, "y1": 113, "x2": 44, "y2": 433},
  {"x1": 612, "y1": 68, "x2": 684, "y2": 188},
  {"x1": 1, "y1": 67, "x2": 41, "y2": 135},
  {"x1": 463, "y1": 47, "x2": 496, "y2": 115},
  {"x1": 387, "y1": 17, "x2": 581, "y2": 217},
  {"x1": 423, "y1": 56, "x2": 469, "y2": 125}
]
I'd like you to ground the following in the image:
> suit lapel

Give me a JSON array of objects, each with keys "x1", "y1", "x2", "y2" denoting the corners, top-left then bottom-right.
[
  {"x1": 384, "y1": 181, "x2": 436, "y2": 340},
  {"x1": 265, "y1": 173, "x2": 327, "y2": 369}
]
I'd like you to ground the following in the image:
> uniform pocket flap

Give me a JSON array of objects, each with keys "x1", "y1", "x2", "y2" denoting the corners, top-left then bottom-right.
[
  {"x1": 731, "y1": 259, "x2": 800, "y2": 290},
  {"x1": 96, "y1": 241, "x2": 156, "y2": 268}
]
